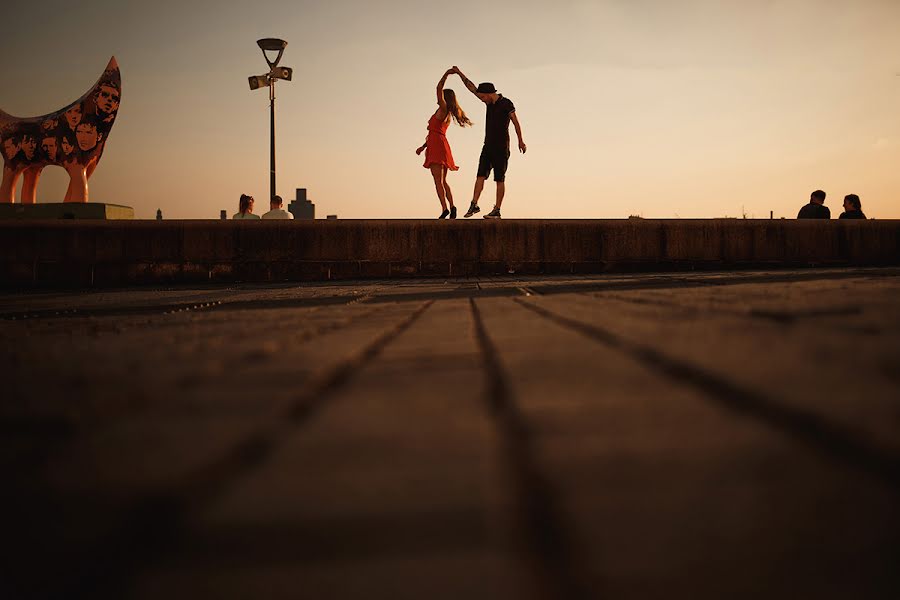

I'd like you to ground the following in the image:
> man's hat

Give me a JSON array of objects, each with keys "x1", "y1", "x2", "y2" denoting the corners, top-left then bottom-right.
[{"x1": 476, "y1": 82, "x2": 497, "y2": 94}]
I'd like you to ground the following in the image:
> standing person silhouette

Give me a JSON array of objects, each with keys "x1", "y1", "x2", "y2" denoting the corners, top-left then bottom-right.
[
  {"x1": 416, "y1": 68, "x2": 472, "y2": 219},
  {"x1": 451, "y1": 66, "x2": 526, "y2": 219}
]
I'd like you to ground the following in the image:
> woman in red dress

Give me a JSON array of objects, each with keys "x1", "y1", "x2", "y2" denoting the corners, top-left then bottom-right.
[{"x1": 416, "y1": 68, "x2": 472, "y2": 218}]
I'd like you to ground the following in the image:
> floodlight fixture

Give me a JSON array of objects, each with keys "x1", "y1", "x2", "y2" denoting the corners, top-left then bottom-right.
[
  {"x1": 248, "y1": 74, "x2": 269, "y2": 91},
  {"x1": 257, "y1": 38, "x2": 287, "y2": 69},
  {"x1": 270, "y1": 66, "x2": 292, "y2": 81}
]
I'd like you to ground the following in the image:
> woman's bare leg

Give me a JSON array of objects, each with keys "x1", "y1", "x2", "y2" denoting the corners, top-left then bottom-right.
[
  {"x1": 430, "y1": 164, "x2": 447, "y2": 211},
  {"x1": 442, "y1": 167, "x2": 454, "y2": 208}
]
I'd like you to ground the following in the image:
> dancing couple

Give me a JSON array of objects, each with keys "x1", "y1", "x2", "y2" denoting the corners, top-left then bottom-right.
[{"x1": 417, "y1": 66, "x2": 526, "y2": 219}]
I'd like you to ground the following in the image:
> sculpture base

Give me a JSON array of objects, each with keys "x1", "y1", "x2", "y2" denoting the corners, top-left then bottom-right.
[{"x1": 0, "y1": 203, "x2": 134, "y2": 220}]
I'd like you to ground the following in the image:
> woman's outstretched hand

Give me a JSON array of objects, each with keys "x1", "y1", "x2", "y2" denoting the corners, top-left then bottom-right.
[{"x1": 416, "y1": 145, "x2": 425, "y2": 155}]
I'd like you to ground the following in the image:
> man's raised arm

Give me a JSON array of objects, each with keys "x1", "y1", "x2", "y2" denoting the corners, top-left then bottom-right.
[{"x1": 452, "y1": 66, "x2": 479, "y2": 97}]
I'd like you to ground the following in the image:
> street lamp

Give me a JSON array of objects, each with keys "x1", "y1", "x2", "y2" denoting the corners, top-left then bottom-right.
[{"x1": 248, "y1": 38, "x2": 293, "y2": 203}]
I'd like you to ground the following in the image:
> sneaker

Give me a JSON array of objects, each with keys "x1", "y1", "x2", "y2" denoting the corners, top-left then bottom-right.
[
  {"x1": 484, "y1": 207, "x2": 502, "y2": 219},
  {"x1": 449, "y1": 206, "x2": 457, "y2": 219},
  {"x1": 438, "y1": 209, "x2": 449, "y2": 219},
  {"x1": 464, "y1": 202, "x2": 480, "y2": 218}
]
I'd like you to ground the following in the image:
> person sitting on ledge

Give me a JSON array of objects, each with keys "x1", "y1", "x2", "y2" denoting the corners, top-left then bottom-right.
[
  {"x1": 797, "y1": 189, "x2": 830, "y2": 219},
  {"x1": 839, "y1": 194, "x2": 866, "y2": 219},
  {"x1": 232, "y1": 194, "x2": 260, "y2": 220},
  {"x1": 261, "y1": 195, "x2": 294, "y2": 219}
]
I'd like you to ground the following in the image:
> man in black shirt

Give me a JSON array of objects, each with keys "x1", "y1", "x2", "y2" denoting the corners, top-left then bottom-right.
[
  {"x1": 797, "y1": 189, "x2": 831, "y2": 219},
  {"x1": 839, "y1": 194, "x2": 866, "y2": 219},
  {"x1": 452, "y1": 66, "x2": 526, "y2": 219}
]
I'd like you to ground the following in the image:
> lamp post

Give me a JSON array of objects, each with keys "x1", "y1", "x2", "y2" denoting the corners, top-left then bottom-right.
[{"x1": 248, "y1": 38, "x2": 293, "y2": 203}]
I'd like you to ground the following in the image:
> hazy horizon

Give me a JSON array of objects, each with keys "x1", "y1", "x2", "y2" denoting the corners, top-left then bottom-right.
[{"x1": 2, "y1": 0, "x2": 898, "y2": 219}]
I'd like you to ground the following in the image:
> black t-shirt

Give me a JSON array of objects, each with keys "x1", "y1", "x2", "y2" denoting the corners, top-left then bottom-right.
[
  {"x1": 484, "y1": 96, "x2": 515, "y2": 149},
  {"x1": 839, "y1": 209, "x2": 866, "y2": 220},
  {"x1": 797, "y1": 203, "x2": 831, "y2": 219}
]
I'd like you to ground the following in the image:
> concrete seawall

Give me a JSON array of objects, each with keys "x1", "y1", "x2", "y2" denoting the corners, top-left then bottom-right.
[{"x1": 1, "y1": 219, "x2": 899, "y2": 288}]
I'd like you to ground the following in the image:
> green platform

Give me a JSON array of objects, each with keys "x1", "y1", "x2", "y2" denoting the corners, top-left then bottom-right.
[{"x1": 0, "y1": 203, "x2": 134, "y2": 220}]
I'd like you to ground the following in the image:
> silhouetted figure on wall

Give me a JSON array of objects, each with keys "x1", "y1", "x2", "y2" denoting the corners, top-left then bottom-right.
[
  {"x1": 452, "y1": 66, "x2": 527, "y2": 220},
  {"x1": 261, "y1": 195, "x2": 294, "y2": 219},
  {"x1": 839, "y1": 194, "x2": 866, "y2": 219},
  {"x1": 232, "y1": 194, "x2": 260, "y2": 220},
  {"x1": 416, "y1": 68, "x2": 472, "y2": 219},
  {"x1": 797, "y1": 189, "x2": 830, "y2": 219}
]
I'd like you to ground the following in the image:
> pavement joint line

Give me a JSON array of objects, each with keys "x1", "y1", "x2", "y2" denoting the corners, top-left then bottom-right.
[
  {"x1": 523, "y1": 268, "x2": 900, "y2": 297},
  {"x1": 513, "y1": 296, "x2": 900, "y2": 488},
  {"x1": 469, "y1": 297, "x2": 593, "y2": 600},
  {"x1": 9, "y1": 301, "x2": 435, "y2": 600},
  {"x1": 1, "y1": 268, "x2": 896, "y2": 322},
  {"x1": 0, "y1": 292, "x2": 374, "y2": 322},
  {"x1": 593, "y1": 293, "x2": 865, "y2": 325},
  {"x1": 219, "y1": 303, "x2": 385, "y2": 370}
]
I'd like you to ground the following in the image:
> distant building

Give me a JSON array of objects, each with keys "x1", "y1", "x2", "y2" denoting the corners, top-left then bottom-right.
[
  {"x1": 326, "y1": 215, "x2": 337, "y2": 220},
  {"x1": 220, "y1": 210, "x2": 227, "y2": 220},
  {"x1": 288, "y1": 188, "x2": 315, "y2": 220},
  {"x1": 156, "y1": 209, "x2": 162, "y2": 220}
]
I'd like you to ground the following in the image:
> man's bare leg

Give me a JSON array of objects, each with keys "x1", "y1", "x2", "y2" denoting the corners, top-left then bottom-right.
[
  {"x1": 465, "y1": 177, "x2": 487, "y2": 217},
  {"x1": 495, "y1": 181, "x2": 505, "y2": 210},
  {"x1": 472, "y1": 176, "x2": 486, "y2": 205}
]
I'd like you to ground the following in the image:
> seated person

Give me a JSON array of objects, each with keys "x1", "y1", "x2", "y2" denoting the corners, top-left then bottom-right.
[
  {"x1": 232, "y1": 194, "x2": 260, "y2": 220},
  {"x1": 797, "y1": 189, "x2": 830, "y2": 219},
  {"x1": 261, "y1": 195, "x2": 294, "y2": 219},
  {"x1": 839, "y1": 194, "x2": 866, "y2": 219}
]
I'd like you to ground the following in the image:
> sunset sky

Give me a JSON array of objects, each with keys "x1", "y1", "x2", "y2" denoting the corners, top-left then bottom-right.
[{"x1": 2, "y1": 0, "x2": 898, "y2": 219}]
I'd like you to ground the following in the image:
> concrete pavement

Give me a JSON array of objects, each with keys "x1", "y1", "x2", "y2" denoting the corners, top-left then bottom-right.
[{"x1": 1, "y1": 268, "x2": 899, "y2": 599}]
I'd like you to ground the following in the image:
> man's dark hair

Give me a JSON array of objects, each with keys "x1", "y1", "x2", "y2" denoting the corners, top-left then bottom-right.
[
  {"x1": 75, "y1": 114, "x2": 101, "y2": 132},
  {"x1": 844, "y1": 194, "x2": 861, "y2": 210},
  {"x1": 271, "y1": 195, "x2": 283, "y2": 206},
  {"x1": 811, "y1": 190, "x2": 826, "y2": 202}
]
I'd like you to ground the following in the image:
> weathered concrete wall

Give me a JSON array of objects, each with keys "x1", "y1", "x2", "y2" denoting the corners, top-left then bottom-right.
[{"x1": 1, "y1": 219, "x2": 898, "y2": 287}]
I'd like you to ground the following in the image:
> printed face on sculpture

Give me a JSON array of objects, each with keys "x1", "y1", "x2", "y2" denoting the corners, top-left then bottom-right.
[
  {"x1": 42, "y1": 137, "x2": 58, "y2": 161},
  {"x1": 61, "y1": 136, "x2": 74, "y2": 156},
  {"x1": 65, "y1": 105, "x2": 82, "y2": 130},
  {"x1": 96, "y1": 85, "x2": 120, "y2": 116},
  {"x1": 21, "y1": 135, "x2": 37, "y2": 160},
  {"x1": 3, "y1": 138, "x2": 19, "y2": 160},
  {"x1": 42, "y1": 118, "x2": 59, "y2": 132},
  {"x1": 75, "y1": 122, "x2": 99, "y2": 151}
]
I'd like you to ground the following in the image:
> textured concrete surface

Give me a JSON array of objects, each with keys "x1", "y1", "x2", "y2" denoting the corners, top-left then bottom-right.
[
  {"x1": 1, "y1": 268, "x2": 899, "y2": 599},
  {"x1": 1, "y1": 219, "x2": 898, "y2": 287}
]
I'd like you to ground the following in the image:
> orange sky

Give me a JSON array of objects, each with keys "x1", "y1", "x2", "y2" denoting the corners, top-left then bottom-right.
[{"x1": 1, "y1": 0, "x2": 898, "y2": 219}]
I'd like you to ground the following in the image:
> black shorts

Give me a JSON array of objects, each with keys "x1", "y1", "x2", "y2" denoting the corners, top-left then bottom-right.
[{"x1": 476, "y1": 145, "x2": 510, "y2": 182}]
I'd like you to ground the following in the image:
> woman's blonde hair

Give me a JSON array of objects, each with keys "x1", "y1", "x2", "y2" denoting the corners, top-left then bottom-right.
[{"x1": 443, "y1": 89, "x2": 473, "y2": 127}]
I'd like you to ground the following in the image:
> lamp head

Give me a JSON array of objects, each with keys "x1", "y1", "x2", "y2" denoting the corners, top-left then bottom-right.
[{"x1": 257, "y1": 38, "x2": 287, "y2": 68}]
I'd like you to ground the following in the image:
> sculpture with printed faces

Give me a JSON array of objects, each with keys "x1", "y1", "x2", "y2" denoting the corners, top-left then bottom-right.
[{"x1": 0, "y1": 57, "x2": 121, "y2": 203}]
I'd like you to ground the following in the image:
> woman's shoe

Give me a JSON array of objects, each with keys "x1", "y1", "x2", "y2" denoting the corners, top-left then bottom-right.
[
  {"x1": 449, "y1": 206, "x2": 457, "y2": 219},
  {"x1": 438, "y1": 209, "x2": 450, "y2": 219}
]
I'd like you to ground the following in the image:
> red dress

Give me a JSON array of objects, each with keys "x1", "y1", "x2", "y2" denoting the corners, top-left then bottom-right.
[{"x1": 422, "y1": 113, "x2": 459, "y2": 171}]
